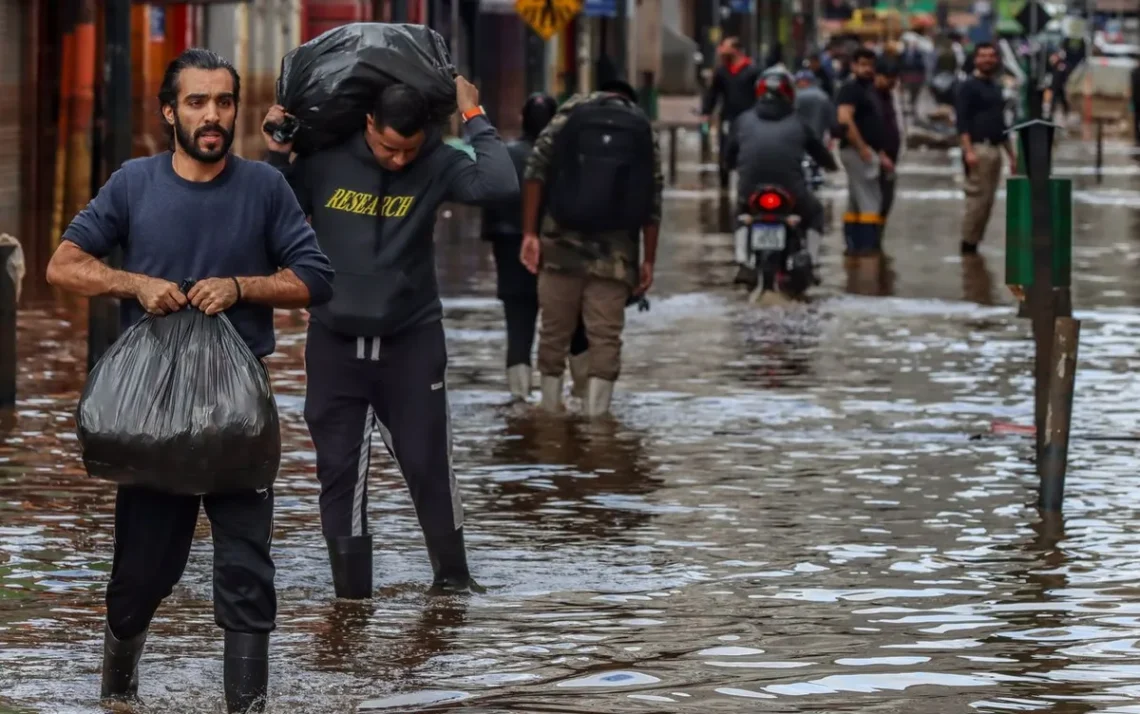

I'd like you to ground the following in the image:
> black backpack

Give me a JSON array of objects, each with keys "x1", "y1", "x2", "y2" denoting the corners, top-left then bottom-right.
[{"x1": 547, "y1": 98, "x2": 656, "y2": 233}]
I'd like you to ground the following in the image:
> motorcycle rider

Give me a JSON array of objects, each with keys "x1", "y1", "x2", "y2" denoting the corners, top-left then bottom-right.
[{"x1": 724, "y1": 68, "x2": 838, "y2": 288}]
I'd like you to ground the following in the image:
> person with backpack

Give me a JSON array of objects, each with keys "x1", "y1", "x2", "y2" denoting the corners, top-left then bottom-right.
[
  {"x1": 481, "y1": 93, "x2": 590, "y2": 401},
  {"x1": 519, "y1": 79, "x2": 663, "y2": 417}
]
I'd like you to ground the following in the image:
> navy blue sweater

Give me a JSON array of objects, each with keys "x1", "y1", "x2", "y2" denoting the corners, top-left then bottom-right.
[{"x1": 64, "y1": 153, "x2": 334, "y2": 357}]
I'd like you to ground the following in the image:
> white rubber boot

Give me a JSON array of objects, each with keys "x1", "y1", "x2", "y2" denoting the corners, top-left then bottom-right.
[
  {"x1": 568, "y1": 352, "x2": 589, "y2": 399},
  {"x1": 506, "y1": 364, "x2": 532, "y2": 401},
  {"x1": 540, "y1": 375, "x2": 564, "y2": 412},
  {"x1": 585, "y1": 378, "x2": 615, "y2": 418}
]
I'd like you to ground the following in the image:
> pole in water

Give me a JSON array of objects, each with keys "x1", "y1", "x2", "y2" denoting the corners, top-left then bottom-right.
[
  {"x1": 668, "y1": 126, "x2": 679, "y2": 185},
  {"x1": 1039, "y1": 317, "x2": 1080, "y2": 511},
  {"x1": 1025, "y1": 120, "x2": 1056, "y2": 456},
  {"x1": 0, "y1": 245, "x2": 15, "y2": 408},
  {"x1": 1095, "y1": 119, "x2": 1104, "y2": 185},
  {"x1": 89, "y1": 0, "x2": 131, "y2": 372}
]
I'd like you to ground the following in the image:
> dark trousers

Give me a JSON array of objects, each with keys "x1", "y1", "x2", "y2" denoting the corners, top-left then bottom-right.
[
  {"x1": 303, "y1": 319, "x2": 462, "y2": 549},
  {"x1": 492, "y1": 234, "x2": 588, "y2": 368},
  {"x1": 503, "y1": 298, "x2": 588, "y2": 368},
  {"x1": 881, "y1": 172, "x2": 898, "y2": 222},
  {"x1": 105, "y1": 485, "x2": 276, "y2": 640}
]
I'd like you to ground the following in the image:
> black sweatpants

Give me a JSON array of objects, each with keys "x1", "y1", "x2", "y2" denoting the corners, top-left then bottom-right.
[
  {"x1": 303, "y1": 319, "x2": 462, "y2": 547},
  {"x1": 105, "y1": 485, "x2": 276, "y2": 640},
  {"x1": 503, "y1": 298, "x2": 588, "y2": 368}
]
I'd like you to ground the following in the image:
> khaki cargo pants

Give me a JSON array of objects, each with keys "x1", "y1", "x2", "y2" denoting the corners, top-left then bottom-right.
[
  {"x1": 961, "y1": 142, "x2": 1004, "y2": 246},
  {"x1": 537, "y1": 270, "x2": 630, "y2": 382}
]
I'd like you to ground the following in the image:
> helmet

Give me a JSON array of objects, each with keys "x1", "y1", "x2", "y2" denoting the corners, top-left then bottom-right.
[{"x1": 755, "y1": 68, "x2": 796, "y2": 104}]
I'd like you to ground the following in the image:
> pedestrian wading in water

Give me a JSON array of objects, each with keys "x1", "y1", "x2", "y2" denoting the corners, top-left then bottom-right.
[
  {"x1": 46, "y1": 48, "x2": 334, "y2": 712},
  {"x1": 521, "y1": 79, "x2": 663, "y2": 417},
  {"x1": 955, "y1": 42, "x2": 1017, "y2": 254},
  {"x1": 481, "y1": 92, "x2": 590, "y2": 401},
  {"x1": 264, "y1": 76, "x2": 518, "y2": 600}
]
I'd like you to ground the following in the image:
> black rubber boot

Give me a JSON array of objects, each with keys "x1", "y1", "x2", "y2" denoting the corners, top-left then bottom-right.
[
  {"x1": 427, "y1": 527, "x2": 477, "y2": 594},
  {"x1": 100, "y1": 623, "x2": 147, "y2": 701},
  {"x1": 326, "y1": 535, "x2": 373, "y2": 599},
  {"x1": 223, "y1": 631, "x2": 269, "y2": 714}
]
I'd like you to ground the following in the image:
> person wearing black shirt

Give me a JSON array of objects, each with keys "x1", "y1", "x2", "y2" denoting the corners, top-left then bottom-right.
[
  {"x1": 955, "y1": 42, "x2": 1016, "y2": 254},
  {"x1": 873, "y1": 59, "x2": 902, "y2": 224},
  {"x1": 700, "y1": 37, "x2": 762, "y2": 188},
  {"x1": 836, "y1": 47, "x2": 890, "y2": 255}
]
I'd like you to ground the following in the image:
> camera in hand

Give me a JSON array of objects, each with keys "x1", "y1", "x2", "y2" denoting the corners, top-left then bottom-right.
[{"x1": 262, "y1": 114, "x2": 299, "y2": 146}]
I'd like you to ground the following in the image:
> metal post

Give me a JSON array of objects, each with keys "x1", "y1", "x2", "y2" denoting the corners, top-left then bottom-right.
[
  {"x1": 613, "y1": 0, "x2": 628, "y2": 81},
  {"x1": 524, "y1": 28, "x2": 546, "y2": 95},
  {"x1": 1095, "y1": 119, "x2": 1103, "y2": 185},
  {"x1": 1039, "y1": 317, "x2": 1080, "y2": 511},
  {"x1": 668, "y1": 126, "x2": 678, "y2": 184},
  {"x1": 0, "y1": 245, "x2": 15, "y2": 408},
  {"x1": 89, "y1": 0, "x2": 131, "y2": 373},
  {"x1": 1021, "y1": 120, "x2": 1056, "y2": 458}
]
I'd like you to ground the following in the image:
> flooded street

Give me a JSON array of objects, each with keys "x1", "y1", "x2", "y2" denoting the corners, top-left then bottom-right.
[{"x1": 5, "y1": 135, "x2": 1140, "y2": 713}]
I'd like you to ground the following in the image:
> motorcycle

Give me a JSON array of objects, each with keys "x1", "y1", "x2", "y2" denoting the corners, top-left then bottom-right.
[{"x1": 734, "y1": 186, "x2": 814, "y2": 299}]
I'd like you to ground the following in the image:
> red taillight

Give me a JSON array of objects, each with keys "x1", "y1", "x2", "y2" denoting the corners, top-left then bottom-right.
[{"x1": 758, "y1": 192, "x2": 782, "y2": 211}]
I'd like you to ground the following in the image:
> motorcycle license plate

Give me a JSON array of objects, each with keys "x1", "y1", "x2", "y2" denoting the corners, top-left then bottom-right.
[{"x1": 751, "y1": 223, "x2": 786, "y2": 251}]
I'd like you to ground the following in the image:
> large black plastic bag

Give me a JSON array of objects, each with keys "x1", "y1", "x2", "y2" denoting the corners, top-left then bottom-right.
[
  {"x1": 273, "y1": 22, "x2": 457, "y2": 154},
  {"x1": 76, "y1": 306, "x2": 281, "y2": 496}
]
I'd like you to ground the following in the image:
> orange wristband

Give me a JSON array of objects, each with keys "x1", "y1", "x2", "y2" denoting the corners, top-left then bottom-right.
[{"x1": 461, "y1": 106, "x2": 485, "y2": 122}]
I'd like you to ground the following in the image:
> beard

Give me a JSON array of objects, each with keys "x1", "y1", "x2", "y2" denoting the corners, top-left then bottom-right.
[{"x1": 173, "y1": 112, "x2": 235, "y2": 164}]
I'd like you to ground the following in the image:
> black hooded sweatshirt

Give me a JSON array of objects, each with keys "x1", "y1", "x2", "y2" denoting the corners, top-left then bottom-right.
[{"x1": 268, "y1": 114, "x2": 518, "y2": 338}]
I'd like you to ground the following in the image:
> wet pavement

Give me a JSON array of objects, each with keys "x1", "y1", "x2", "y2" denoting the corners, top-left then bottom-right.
[{"x1": 3, "y1": 135, "x2": 1140, "y2": 713}]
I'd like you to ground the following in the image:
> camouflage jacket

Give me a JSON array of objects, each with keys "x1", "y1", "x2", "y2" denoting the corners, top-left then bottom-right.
[{"x1": 523, "y1": 92, "x2": 664, "y2": 288}]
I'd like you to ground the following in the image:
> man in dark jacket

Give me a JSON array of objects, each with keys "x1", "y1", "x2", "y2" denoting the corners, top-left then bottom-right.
[
  {"x1": 263, "y1": 77, "x2": 518, "y2": 599},
  {"x1": 725, "y1": 68, "x2": 838, "y2": 287},
  {"x1": 481, "y1": 93, "x2": 588, "y2": 401},
  {"x1": 700, "y1": 37, "x2": 762, "y2": 187}
]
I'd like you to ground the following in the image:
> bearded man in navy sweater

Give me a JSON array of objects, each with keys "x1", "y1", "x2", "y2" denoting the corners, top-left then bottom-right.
[{"x1": 46, "y1": 49, "x2": 334, "y2": 713}]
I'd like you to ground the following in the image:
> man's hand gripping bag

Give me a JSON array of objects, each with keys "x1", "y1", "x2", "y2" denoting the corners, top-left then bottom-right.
[{"x1": 76, "y1": 307, "x2": 281, "y2": 495}]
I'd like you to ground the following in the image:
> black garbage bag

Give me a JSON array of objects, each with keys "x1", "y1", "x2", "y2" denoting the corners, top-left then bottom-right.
[
  {"x1": 269, "y1": 22, "x2": 457, "y2": 154},
  {"x1": 76, "y1": 301, "x2": 281, "y2": 496}
]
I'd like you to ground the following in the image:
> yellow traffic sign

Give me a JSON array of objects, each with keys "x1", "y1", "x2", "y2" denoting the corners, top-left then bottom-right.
[{"x1": 515, "y1": 0, "x2": 582, "y2": 41}]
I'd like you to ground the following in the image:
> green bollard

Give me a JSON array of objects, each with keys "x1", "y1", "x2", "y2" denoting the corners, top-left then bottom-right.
[
  {"x1": 1005, "y1": 176, "x2": 1072, "y2": 296},
  {"x1": 639, "y1": 71, "x2": 659, "y2": 122}
]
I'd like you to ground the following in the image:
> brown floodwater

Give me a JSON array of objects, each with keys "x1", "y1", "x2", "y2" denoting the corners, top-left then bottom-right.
[{"x1": 3, "y1": 136, "x2": 1140, "y2": 713}]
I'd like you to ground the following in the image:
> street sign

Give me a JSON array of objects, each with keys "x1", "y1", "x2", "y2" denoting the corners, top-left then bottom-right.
[
  {"x1": 1014, "y1": 0, "x2": 1052, "y2": 35},
  {"x1": 584, "y1": 0, "x2": 617, "y2": 18},
  {"x1": 516, "y1": 0, "x2": 582, "y2": 41}
]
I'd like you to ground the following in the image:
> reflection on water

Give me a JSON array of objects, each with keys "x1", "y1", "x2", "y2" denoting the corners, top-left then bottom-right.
[{"x1": 3, "y1": 136, "x2": 1140, "y2": 712}]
